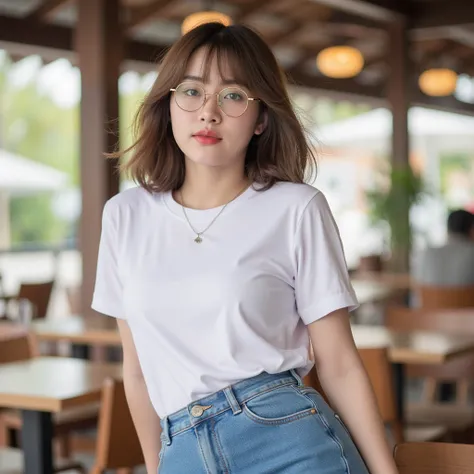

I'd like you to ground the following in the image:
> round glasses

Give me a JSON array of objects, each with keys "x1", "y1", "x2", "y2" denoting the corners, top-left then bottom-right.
[{"x1": 170, "y1": 82, "x2": 259, "y2": 118}]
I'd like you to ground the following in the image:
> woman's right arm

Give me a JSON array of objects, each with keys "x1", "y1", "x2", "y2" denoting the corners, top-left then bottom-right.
[{"x1": 117, "y1": 319, "x2": 162, "y2": 473}]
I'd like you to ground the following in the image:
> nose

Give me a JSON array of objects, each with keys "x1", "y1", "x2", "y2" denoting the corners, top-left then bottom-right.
[{"x1": 198, "y1": 93, "x2": 222, "y2": 124}]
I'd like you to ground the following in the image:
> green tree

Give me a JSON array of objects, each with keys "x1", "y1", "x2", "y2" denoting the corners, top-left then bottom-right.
[{"x1": 1, "y1": 53, "x2": 78, "y2": 247}]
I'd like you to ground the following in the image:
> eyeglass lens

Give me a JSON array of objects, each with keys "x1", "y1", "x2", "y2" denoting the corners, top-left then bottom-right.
[{"x1": 174, "y1": 82, "x2": 249, "y2": 117}]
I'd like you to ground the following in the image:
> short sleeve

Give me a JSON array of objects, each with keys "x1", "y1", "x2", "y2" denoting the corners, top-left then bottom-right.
[
  {"x1": 294, "y1": 191, "x2": 358, "y2": 325},
  {"x1": 91, "y1": 200, "x2": 126, "y2": 319}
]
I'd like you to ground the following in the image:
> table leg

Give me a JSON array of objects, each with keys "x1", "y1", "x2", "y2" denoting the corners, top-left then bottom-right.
[
  {"x1": 393, "y1": 363, "x2": 405, "y2": 421},
  {"x1": 21, "y1": 410, "x2": 53, "y2": 474}
]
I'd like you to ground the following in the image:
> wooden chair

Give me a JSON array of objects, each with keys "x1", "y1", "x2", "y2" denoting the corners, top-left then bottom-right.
[
  {"x1": 416, "y1": 284, "x2": 474, "y2": 309},
  {"x1": 386, "y1": 306, "x2": 474, "y2": 403},
  {"x1": 386, "y1": 306, "x2": 474, "y2": 440},
  {"x1": 304, "y1": 348, "x2": 446, "y2": 446},
  {"x1": 358, "y1": 347, "x2": 446, "y2": 445},
  {"x1": 1, "y1": 281, "x2": 55, "y2": 320},
  {"x1": 90, "y1": 378, "x2": 144, "y2": 474},
  {"x1": 0, "y1": 331, "x2": 97, "y2": 470},
  {"x1": 394, "y1": 442, "x2": 474, "y2": 474}
]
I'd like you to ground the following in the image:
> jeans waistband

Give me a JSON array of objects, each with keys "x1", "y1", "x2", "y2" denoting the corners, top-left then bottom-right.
[{"x1": 160, "y1": 369, "x2": 303, "y2": 445}]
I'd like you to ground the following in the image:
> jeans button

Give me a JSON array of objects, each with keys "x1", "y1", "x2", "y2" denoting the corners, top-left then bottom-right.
[{"x1": 190, "y1": 405, "x2": 212, "y2": 417}]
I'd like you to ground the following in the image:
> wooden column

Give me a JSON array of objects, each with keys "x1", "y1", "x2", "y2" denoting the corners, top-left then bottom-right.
[
  {"x1": 387, "y1": 18, "x2": 411, "y2": 272},
  {"x1": 76, "y1": 0, "x2": 121, "y2": 318}
]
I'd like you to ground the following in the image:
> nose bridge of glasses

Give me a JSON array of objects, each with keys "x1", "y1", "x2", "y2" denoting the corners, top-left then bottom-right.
[{"x1": 201, "y1": 91, "x2": 222, "y2": 111}]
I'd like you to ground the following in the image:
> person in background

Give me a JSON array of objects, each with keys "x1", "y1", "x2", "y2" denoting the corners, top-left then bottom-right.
[{"x1": 415, "y1": 209, "x2": 474, "y2": 286}]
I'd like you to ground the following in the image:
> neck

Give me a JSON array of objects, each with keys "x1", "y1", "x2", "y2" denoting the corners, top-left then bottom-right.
[{"x1": 176, "y1": 171, "x2": 250, "y2": 210}]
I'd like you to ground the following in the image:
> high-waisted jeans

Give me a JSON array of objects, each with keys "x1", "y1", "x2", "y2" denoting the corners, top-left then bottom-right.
[{"x1": 158, "y1": 370, "x2": 369, "y2": 473}]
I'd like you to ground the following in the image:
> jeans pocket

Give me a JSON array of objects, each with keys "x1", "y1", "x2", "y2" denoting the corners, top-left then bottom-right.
[{"x1": 243, "y1": 384, "x2": 317, "y2": 425}]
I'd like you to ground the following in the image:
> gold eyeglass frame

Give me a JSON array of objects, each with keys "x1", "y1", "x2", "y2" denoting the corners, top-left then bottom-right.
[{"x1": 170, "y1": 82, "x2": 259, "y2": 117}]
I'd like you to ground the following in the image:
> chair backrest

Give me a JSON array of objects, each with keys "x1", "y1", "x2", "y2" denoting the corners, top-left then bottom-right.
[
  {"x1": 394, "y1": 442, "x2": 474, "y2": 473},
  {"x1": 417, "y1": 285, "x2": 474, "y2": 309},
  {"x1": 357, "y1": 347, "x2": 404, "y2": 444},
  {"x1": 18, "y1": 280, "x2": 55, "y2": 319},
  {"x1": 93, "y1": 378, "x2": 144, "y2": 472},
  {"x1": 0, "y1": 327, "x2": 38, "y2": 363},
  {"x1": 386, "y1": 306, "x2": 474, "y2": 335}
]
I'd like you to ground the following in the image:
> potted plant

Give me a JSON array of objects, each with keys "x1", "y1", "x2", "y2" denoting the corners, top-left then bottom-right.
[{"x1": 365, "y1": 162, "x2": 428, "y2": 272}]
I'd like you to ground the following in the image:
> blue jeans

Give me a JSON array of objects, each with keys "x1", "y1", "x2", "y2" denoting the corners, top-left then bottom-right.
[{"x1": 158, "y1": 370, "x2": 369, "y2": 473}]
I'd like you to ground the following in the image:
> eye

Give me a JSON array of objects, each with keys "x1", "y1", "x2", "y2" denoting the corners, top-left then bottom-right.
[
  {"x1": 182, "y1": 88, "x2": 201, "y2": 97},
  {"x1": 224, "y1": 91, "x2": 244, "y2": 101}
]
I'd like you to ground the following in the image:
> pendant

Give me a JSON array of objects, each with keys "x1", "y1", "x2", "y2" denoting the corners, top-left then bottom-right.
[{"x1": 194, "y1": 235, "x2": 203, "y2": 244}]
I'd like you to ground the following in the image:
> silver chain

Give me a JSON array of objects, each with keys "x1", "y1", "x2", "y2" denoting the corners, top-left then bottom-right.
[{"x1": 179, "y1": 183, "x2": 250, "y2": 243}]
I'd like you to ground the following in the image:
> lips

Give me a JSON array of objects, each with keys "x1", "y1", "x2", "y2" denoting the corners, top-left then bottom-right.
[
  {"x1": 193, "y1": 130, "x2": 221, "y2": 139},
  {"x1": 193, "y1": 129, "x2": 222, "y2": 145}
]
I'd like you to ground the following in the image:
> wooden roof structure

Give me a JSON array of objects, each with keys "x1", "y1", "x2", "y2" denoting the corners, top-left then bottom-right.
[
  {"x1": 0, "y1": 0, "x2": 474, "y2": 112},
  {"x1": 1, "y1": 0, "x2": 473, "y2": 307}
]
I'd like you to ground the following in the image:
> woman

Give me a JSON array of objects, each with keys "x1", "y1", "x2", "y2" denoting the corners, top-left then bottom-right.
[{"x1": 92, "y1": 22, "x2": 398, "y2": 474}]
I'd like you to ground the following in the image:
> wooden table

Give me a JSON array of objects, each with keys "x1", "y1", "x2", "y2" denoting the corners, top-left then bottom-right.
[
  {"x1": 352, "y1": 325, "x2": 474, "y2": 418},
  {"x1": 0, "y1": 357, "x2": 122, "y2": 474},
  {"x1": 32, "y1": 315, "x2": 120, "y2": 345},
  {"x1": 352, "y1": 325, "x2": 474, "y2": 364},
  {"x1": 28, "y1": 316, "x2": 120, "y2": 359}
]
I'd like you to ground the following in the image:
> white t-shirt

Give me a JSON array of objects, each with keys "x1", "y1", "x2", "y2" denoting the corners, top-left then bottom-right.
[{"x1": 92, "y1": 181, "x2": 358, "y2": 417}]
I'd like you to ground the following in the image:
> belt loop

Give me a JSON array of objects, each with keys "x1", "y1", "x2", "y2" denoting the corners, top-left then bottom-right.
[
  {"x1": 290, "y1": 369, "x2": 304, "y2": 386},
  {"x1": 224, "y1": 386, "x2": 242, "y2": 415},
  {"x1": 161, "y1": 416, "x2": 172, "y2": 446}
]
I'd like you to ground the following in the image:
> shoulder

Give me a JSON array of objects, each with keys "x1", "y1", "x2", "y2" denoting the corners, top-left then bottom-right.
[
  {"x1": 260, "y1": 182, "x2": 326, "y2": 211},
  {"x1": 103, "y1": 186, "x2": 157, "y2": 218}
]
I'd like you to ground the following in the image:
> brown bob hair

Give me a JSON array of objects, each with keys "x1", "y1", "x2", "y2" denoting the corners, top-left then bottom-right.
[{"x1": 116, "y1": 22, "x2": 317, "y2": 192}]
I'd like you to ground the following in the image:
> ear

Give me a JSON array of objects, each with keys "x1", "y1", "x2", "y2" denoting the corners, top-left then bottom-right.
[{"x1": 254, "y1": 110, "x2": 268, "y2": 136}]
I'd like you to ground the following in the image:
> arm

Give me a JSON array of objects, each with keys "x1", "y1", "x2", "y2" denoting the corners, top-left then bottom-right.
[
  {"x1": 117, "y1": 319, "x2": 162, "y2": 473},
  {"x1": 307, "y1": 309, "x2": 398, "y2": 474}
]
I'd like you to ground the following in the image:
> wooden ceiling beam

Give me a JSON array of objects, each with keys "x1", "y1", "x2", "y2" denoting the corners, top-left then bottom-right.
[
  {"x1": 126, "y1": 0, "x2": 175, "y2": 31},
  {"x1": 26, "y1": 0, "x2": 72, "y2": 22},
  {"x1": 412, "y1": 1, "x2": 474, "y2": 30},
  {"x1": 234, "y1": 0, "x2": 268, "y2": 23},
  {"x1": 411, "y1": 26, "x2": 474, "y2": 49},
  {"x1": 308, "y1": 0, "x2": 404, "y2": 23},
  {"x1": 288, "y1": 70, "x2": 385, "y2": 100},
  {"x1": 266, "y1": 22, "x2": 303, "y2": 46},
  {"x1": 0, "y1": 15, "x2": 167, "y2": 63},
  {"x1": 412, "y1": 89, "x2": 474, "y2": 117}
]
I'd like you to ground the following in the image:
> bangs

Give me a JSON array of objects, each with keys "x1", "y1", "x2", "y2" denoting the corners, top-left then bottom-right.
[{"x1": 199, "y1": 44, "x2": 250, "y2": 89}]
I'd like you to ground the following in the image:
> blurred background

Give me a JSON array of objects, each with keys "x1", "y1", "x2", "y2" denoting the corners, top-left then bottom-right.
[
  {"x1": 2, "y1": 2, "x2": 474, "y2": 473},
  {"x1": 1, "y1": 0, "x2": 473, "y2": 318}
]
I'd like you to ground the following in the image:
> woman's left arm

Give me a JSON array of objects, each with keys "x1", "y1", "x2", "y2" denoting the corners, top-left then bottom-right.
[{"x1": 307, "y1": 308, "x2": 398, "y2": 474}]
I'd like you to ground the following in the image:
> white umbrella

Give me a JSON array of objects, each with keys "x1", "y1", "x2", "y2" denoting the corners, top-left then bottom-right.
[
  {"x1": 0, "y1": 149, "x2": 68, "y2": 249},
  {"x1": 0, "y1": 148, "x2": 68, "y2": 195},
  {"x1": 316, "y1": 107, "x2": 474, "y2": 152}
]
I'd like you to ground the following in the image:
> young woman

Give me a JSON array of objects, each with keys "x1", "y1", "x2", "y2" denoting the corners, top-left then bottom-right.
[{"x1": 93, "y1": 22, "x2": 398, "y2": 474}]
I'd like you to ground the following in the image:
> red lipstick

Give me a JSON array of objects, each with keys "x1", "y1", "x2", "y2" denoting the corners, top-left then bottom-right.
[{"x1": 193, "y1": 129, "x2": 222, "y2": 145}]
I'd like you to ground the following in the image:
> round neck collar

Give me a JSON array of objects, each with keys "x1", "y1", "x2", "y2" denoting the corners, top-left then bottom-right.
[{"x1": 162, "y1": 183, "x2": 258, "y2": 222}]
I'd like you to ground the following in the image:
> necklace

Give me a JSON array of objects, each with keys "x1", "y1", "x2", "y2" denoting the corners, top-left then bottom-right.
[{"x1": 179, "y1": 182, "x2": 250, "y2": 244}]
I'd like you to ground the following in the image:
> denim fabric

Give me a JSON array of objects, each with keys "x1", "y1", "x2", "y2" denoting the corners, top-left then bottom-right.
[{"x1": 158, "y1": 370, "x2": 369, "y2": 473}]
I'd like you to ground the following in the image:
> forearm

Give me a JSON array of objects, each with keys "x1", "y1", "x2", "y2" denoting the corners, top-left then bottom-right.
[
  {"x1": 124, "y1": 373, "x2": 162, "y2": 473},
  {"x1": 319, "y1": 360, "x2": 398, "y2": 474}
]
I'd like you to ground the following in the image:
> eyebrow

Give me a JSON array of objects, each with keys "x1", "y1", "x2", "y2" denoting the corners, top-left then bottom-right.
[{"x1": 182, "y1": 75, "x2": 245, "y2": 87}]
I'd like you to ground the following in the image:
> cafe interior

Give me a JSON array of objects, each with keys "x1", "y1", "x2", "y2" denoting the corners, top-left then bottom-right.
[{"x1": 1, "y1": 0, "x2": 474, "y2": 472}]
